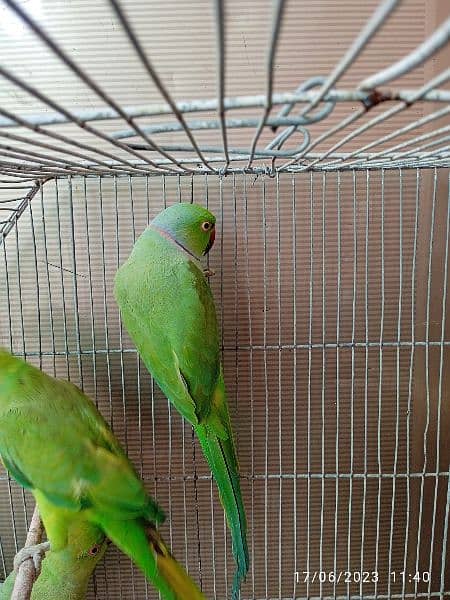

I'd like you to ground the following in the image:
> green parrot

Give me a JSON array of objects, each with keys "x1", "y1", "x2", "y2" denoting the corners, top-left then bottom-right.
[
  {"x1": 0, "y1": 349, "x2": 205, "y2": 600},
  {"x1": 0, "y1": 520, "x2": 108, "y2": 600},
  {"x1": 114, "y1": 202, "x2": 249, "y2": 599}
]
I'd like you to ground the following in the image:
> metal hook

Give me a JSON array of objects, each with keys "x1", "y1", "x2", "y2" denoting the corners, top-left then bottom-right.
[{"x1": 266, "y1": 76, "x2": 336, "y2": 153}]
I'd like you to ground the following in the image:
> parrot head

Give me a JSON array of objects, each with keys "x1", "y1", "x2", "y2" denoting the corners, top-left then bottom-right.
[
  {"x1": 68, "y1": 521, "x2": 109, "y2": 564},
  {"x1": 151, "y1": 202, "x2": 216, "y2": 257},
  {"x1": 29, "y1": 522, "x2": 109, "y2": 597}
]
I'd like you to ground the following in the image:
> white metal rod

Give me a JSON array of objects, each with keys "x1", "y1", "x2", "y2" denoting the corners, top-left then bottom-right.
[{"x1": 361, "y1": 15, "x2": 450, "y2": 89}]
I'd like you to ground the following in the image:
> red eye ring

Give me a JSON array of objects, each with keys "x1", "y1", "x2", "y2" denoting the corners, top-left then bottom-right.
[
  {"x1": 88, "y1": 544, "x2": 100, "y2": 556},
  {"x1": 201, "y1": 221, "x2": 212, "y2": 231}
]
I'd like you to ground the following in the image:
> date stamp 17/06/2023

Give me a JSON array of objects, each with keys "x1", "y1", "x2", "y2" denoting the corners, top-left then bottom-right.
[{"x1": 295, "y1": 571, "x2": 431, "y2": 584}]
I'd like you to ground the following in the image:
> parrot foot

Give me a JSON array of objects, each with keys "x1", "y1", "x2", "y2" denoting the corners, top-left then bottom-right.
[
  {"x1": 13, "y1": 541, "x2": 50, "y2": 574},
  {"x1": 203, "y1": 268, "x2": 215, "y2": 278}
]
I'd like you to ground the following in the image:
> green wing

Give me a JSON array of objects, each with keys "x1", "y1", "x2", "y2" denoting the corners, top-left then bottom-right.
[{"x1": 0, "y1": 350, "x2": 163, "y2": 524}]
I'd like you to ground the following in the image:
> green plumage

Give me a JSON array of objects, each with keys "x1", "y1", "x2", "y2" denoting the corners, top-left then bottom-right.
[
  {"x1": 114, "y1": 203, "x2": 249, "y2": 599},
  {"x1": 0, "y1": 349, "x2": 205, "y2": 600},
  {"x1": 0, "y1": 521, "x2": 108, "y2": 600}
]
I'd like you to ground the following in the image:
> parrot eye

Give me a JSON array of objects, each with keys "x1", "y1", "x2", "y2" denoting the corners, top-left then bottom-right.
[
  {"x1": 88, "y1": 544, "x2": 101, "y2": 556},
  {"x1": 201, "y1": 221, "x2": 212, "y2": 231}
]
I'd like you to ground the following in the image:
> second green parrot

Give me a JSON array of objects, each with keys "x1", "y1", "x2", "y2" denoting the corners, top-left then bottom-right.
[
  {"x1": 114, "y1": 202, "x2": 249, "y2": 599},
  {"x1": 0, "y1": 349, "x2": 205, "y2": 600}
]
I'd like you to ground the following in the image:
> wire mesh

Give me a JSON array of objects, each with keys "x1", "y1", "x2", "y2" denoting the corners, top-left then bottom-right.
[
  {"x1": 0, "y1": 169, "x2": 448, "y2": 599},
  {"x1": 0, "y1": 0, "x2": 450, "y2": 176}
]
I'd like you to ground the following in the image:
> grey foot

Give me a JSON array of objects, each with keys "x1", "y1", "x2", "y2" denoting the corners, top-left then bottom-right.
[
  {"x1": 13, "y1": 541, "x2": 50, "y2": 574},
  {"x1": 203, "y1": 268, "x2": 215, "y2": 278}
]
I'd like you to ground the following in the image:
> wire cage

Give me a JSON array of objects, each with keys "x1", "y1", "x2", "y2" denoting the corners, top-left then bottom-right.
[{"x1": 0, "y1": 1, "x2": 449, "y2": 599}]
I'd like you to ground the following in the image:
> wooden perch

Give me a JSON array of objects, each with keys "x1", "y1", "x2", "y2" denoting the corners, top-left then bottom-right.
[{"x1": 11, "y1": 506, "x2": 44, "y2": 600}]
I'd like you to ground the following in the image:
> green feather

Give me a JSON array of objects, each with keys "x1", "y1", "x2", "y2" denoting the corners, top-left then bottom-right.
[{"x1": 196, "y1": 370, "x2": 249, "y2": 596}]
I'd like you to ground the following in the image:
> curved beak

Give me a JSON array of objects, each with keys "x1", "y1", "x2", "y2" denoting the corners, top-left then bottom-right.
[{"x1": 203, "y1": 226, "x2": 216, "y2": 255}]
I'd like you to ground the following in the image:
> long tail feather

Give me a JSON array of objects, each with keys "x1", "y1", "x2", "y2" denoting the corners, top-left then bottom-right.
[
  {"x1": 197, "y1": 426, "x2": 249, "y2": 600},
  {"x1": 99, "y1": 519, "x2": 205, "y2": 600}
]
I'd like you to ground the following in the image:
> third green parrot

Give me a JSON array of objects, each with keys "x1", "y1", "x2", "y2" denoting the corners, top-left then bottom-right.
[
  {"x1": 114, "y1": 202, "x2": 249, "y2": 599},
  {"x1": 0, "y1": 349, "x2": 205, "y2": 600},
  {"x1": 0, "y1": 520, "x2": 108, "y2": 600}
]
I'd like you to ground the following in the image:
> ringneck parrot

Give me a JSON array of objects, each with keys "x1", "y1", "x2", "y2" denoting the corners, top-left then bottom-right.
[
  {"x1": 0, "y1": 349, "x2": 205, "y2": 600},
  {"x1": 0, "y1": 520, "x2": 108, "y2": 600},
  {"x1": 114, "y1": 202, "x2": 249, "y2": 599}
]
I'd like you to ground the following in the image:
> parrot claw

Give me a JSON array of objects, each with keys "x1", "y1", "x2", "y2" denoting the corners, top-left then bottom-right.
[
  {"x1": 13, "y1": 541, "x2": 50, "y2": 575},
  {"x1": 203, "y1": 268, "x2": 215, "y2": 278}
]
